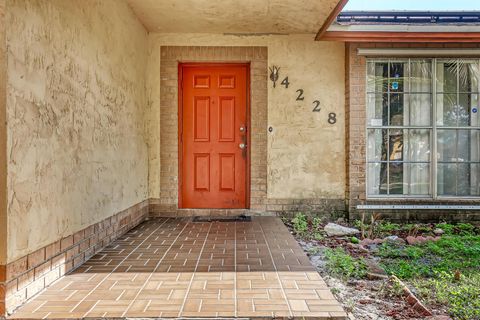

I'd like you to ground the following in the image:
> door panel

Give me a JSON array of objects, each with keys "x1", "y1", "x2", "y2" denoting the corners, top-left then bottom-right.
[{"x1": 180, "y1": 64, "x2": 248, "y2": 208}]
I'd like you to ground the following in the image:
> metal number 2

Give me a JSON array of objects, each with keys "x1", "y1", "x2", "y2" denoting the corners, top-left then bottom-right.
[
  {"x1": 312, "y1": 100, "x2": 321, "y2": 112},
  {"x1": 296, "y1": 89, "x2": 304, "y2": 101}
]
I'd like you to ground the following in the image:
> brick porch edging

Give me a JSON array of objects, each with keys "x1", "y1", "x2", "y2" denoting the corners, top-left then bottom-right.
[
  {"x1": 149, "y1": 197, "x2": 346, "y2": 217},
  {"x1": 1, "y1": 200, "x2": 149, "y2": 315}
]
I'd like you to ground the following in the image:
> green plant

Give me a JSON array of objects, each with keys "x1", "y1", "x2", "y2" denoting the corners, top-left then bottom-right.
[
  {"x1": 357, "y1": 212, "x2": 383, "y2": 239},
  {"x1": 307, "y1": 246, "x2": 320, "y2": 255},
  {"x1": 435, "y1": 223, "x2": 477, "y2": 236},
  {"x1": 379, "y1": 235, "x2": 480, "y2": 279},
  {"x1": 413, "y1": 271, "x2": 480, "y2": 320},
  {"x1": 313, "y1": 232, "x2": 324, "y2": 241},
  {"x1": 377, "y1": 221, "x2": 401, "y2": 233},
  {"x1": 456, "y1": 223, "x2": 476, "y2": 236},
  {"x1": 292, "y1": 212, "x2": 308, "y2": 235},
  {"x1": 436, "y1": 223, "x2": 456, "y2": 235},
  {"x1": 325, "y1": 248, "x2": 368, "y2": 280},
  {"x1": 350, "y1": 236, "x2": 359, "y2": 244},
  {"x1": 312, "y1": 217, "x2": 322, "y2": 230}
]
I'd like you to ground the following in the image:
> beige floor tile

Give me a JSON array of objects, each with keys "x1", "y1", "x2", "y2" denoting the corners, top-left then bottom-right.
[{"x1": 8, "y1": 217, "x2": 345, "y2": 319}]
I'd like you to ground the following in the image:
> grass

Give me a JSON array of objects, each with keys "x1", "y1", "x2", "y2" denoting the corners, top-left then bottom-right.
[
  {"x1": 413, "y1": 272, "x2": 480, "y2": 320},
  {"x1": 379, "y1": 235, "x2": 480, "y2": 278},
  {"x1": 324, "y1": 247, "x2": 368, "y2": 280},
  {"x1": 378, "y1": 231, "x2": 480, "y2": 320}
]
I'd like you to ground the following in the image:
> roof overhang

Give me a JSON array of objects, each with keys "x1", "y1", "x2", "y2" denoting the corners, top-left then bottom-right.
[
  {"x1": 316, "y1": 9, "x2": 480, "y2": 42},
  {"x1": 127, "y1": 0, "x2": 342, "y2": 35},
  {"x1": 320, "y1": 31, "x2": 480, "y2": 42}
]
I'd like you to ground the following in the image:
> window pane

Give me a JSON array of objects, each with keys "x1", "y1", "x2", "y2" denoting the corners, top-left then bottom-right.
[
  {"x1": 458, "y1": 61, "x2": 480, "y2": 93},
  {"x1": 458, "y1": 93, "x2": 478, "y2": 126},
  {"x1": 389, "y1": 162, "x2": 404, "y2": 194},
  {"x1": 388, "y1": 129, "x2": 404, "y2": 161},
  {"x1": 406, "y1": 129, "x2": 430, "y2": 162},
  {"x1": 409, "y1": 94, "x2": 432, "y2": 126},
  {"x1": 367, "y1": 61, "x2": 388, "y2": 93},
  {"x1": 436, "y1": 93, "x2": 458, "y2": 126},
  {"x1": 367, "y1": 129, "x2": 387, "y2": 161},
  {"x1": 436, "y1": 61, "x2": 457, "y2": 93},
  {"x1": 437, "y1": 163, "x2": 457, "y2": 196},
  {"x1": 389, "y1": 62, "x2": 405, "y2": 92},
  {"x1": 470, "y1": 130, "x2": 480, "y2": 162},
  {"x1": 457, "y1": 163, "x2": 473, "y2": 196},
  {"x1": 390, "y1": 93, "x2": 404, "y2": 126},
  {"x1": 468, "y1": 164, "x2": 480, "y2": 196},
  {"x1": 437, "y1": 163, "x2": 480, "y2": 197},
  {"x1": 472, "y1": 94, "x2": 480, "y2": 127},
  {"x1": 367, "y1": 94, "x2": 388, "y2": 126},
  {"x1": 407, "y1": 163, "x2": 430, "y2": 195},
  {"x1": 438, "y1": 129, "x2": 480, "y2": 163},
  {"x1": 410, "y1": 60, "x2": 432, "y2": 93},
  {"x1": 437, "y1": 130, "x2": 456, "y2": 162},
  {"x1": 367, "y1": 163, "x2": 382, "y2": 195}
]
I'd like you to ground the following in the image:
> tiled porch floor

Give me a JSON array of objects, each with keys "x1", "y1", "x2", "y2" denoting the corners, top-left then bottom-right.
[{"x1": 10, "y1": 217, "x2": 346, "y2": 319}]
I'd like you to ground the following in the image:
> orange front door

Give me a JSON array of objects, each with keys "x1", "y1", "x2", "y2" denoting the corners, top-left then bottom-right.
[{"x1": 180, "y1": 64, "x2": 249, "y2": 209}]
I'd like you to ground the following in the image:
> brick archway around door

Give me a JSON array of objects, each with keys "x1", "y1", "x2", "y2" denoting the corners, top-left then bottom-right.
[{"x1": 152, "y1": 46, "x2": 268, "y2": 216}]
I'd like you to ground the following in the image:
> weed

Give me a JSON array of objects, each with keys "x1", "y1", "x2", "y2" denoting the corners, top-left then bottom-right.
[
  {"x1": 307, "y1": 246, "x2": 320, "y2": 255},
  {"x1": 325, "y1": 247, "x2": 368, "y2": 280},
  {"x1": 312, "y1": 217, "x2": 322, "y2": 230},
  {"x1": 377, "y1": 221, "x2": 401, "y2": 233},
  {"x1": 413, "y1": 271, "x2": 480, "y2": 320},
  {"x1": 313, "y1": 232, "x2": 324, "y2": 241},
  {"x1": 292, "y1": 212, "x2": 308, "y2": 235},
  {"x1": 379, "y1": 235, "x2": 480, "y2": 279},
  {"x1": 330, "y1": 287, "x2": 341, "y2": 295}
]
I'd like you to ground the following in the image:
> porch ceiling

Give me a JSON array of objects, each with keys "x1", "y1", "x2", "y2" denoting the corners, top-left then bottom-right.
[{"x1": 126, "y1": 0, "x2": 341, "y2": 34}]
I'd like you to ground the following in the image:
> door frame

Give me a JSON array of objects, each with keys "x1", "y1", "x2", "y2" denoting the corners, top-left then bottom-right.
[{"x1": 177, "y1": 62, "x2": 251, "y2": 209}]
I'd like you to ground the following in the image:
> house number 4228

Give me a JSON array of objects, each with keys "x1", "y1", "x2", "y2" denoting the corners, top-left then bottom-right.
[{"x1": 279, "y1": 76, "x2": 336, "y2": 123}]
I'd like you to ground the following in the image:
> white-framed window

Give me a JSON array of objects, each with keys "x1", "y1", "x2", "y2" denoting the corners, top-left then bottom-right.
[{"x1": 366, "y1": 58, "x2": 480, "y2": 198}]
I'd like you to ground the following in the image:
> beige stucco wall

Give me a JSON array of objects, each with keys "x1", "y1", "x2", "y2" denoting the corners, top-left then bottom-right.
[
  {"x1": 0, "y1": 0, "x2": 6, "y2": 265},
  {"x1": 6, "y1": 0, "x2": 148, "y2": 262},
  {"x1": 146, "y1": 34, "x2": 345, "y2": 200}
]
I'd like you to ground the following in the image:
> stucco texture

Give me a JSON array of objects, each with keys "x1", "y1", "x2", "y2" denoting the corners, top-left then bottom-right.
[
  {"x1": 6, "y1": 0, "x2": 148, "y2": 262},
  {"x1": 146, "y1": 34, "x2": 345, "y2": 200},
  {"x1": 0, "y1": 0, "x2": 6, "y2": 265},
  {"x1": 127, "y1": 0, "x2": 339, "y2": 34}
]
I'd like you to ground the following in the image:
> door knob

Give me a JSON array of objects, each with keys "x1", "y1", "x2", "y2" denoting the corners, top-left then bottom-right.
[
  {"x1": 239, "y1": 143, "x2": 247, "y2": 149},
  {"x1": 239, "y1": 126, "x2": 246, "y2": 132}
]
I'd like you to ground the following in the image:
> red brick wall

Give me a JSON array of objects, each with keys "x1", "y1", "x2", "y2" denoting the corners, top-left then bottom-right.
[{"x1": 1, "y1": 201, "x2": 148, "y2": 315}]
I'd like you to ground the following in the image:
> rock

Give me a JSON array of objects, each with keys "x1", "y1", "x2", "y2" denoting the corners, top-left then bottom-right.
[
  {"x1": 406, "y1": 236, "x2": 419, "y2": 245},
  {"x1": 336, "y1": 217, "x2": 345, "y2": 224},
  {"x1": 407, "y1": 235, "x2": 441, "y2": 245},
  {"x1": 366, "y1": 259, "x2": 387, "y2": 275},
  {"x1": 367, "y1": 272, "x2": 389, "y2": 280},
  {"x1": 385, "y1": 235, "x2": 399, "y2": 241},
  {"x1": 347, "y1": 243, "x2": 359, "y2": 249},
  {"x1": 434, "y1": 228, "x2": 445, "y2": 235},
  {"x1": 384, "y1": 235, "x2": 406, "y2": 245},
  {"x1": 360, "y1": 238, "x2": 374, "y2": 246},
  {"x1": 324, "y1": 223, "x2": 360, "y2": 237}
]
